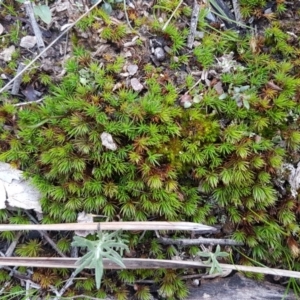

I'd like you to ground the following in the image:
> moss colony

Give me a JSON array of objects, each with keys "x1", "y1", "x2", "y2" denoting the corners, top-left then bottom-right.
[{"x1": 0, "y1": 9, "x2": 300, "y2": 299}]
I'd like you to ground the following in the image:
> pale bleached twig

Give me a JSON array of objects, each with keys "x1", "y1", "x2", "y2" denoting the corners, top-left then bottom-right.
[
  {"x1": 0, "y1": 257, "x2": 300, "y2": 280},
  {"x1": 11, "y1": 63, "x2": 26, "y2": 95},
  {"x1": 0, "y1": 221, "x2": 217, "y2": 232},
  {"x1": 162, "y1": 0, "x2": 183, "y2": 31},
  {"x1": 123, "y1": 0, "x2": 133, "y2": 31},
  {"x1": 187, "y1": 0, "x2": 200, "y2": 49},
  {"x1": 13, "y1": 97, "x2": 44, "y2": 106},
  {"x1": 158, "y1": 237, "x2": 243, "y2": 246},
  {"x1": 53, "y1": 270, "x2": 77, "y2": 300},
  {"x1": 24, "y1": 1, "x2": 46, "y2": 54},
  {"x1": 0, "y1": 0, "x2": 103, "y2": 94},
  {"x1": 5, "y1": 231, "x2": 22, "y2": 257},
  {"x1": 231, "y1": 0, "x2": 246, "y2": 27}
]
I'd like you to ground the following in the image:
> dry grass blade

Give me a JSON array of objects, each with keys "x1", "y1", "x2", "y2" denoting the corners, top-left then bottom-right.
[
  {"x1": 0, "y1": 257, "x2": 300, "y2": 279},
  {"x1": 0, "y1": 221, "x2": 217, "y2": 232}
]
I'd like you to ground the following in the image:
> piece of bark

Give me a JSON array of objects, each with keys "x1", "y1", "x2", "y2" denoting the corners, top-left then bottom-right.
[
  {"x1": 11, "y1": 63, "x2": 26, "y2": 95},
  {"x1": 186, "y1": 272, "x2": 297, "y2": 300},
  {"x1": 187, "y1": 0, "x2": 200, "y2": 49},
  {"x1": 232, "y1": 0, "x2": 246, "y2": 27}
]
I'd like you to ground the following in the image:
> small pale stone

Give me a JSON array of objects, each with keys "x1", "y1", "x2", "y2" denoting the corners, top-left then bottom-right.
[
  {"x1": 214, "y1": 81, "x2": 224, "y2": 95},
  {"x1": 154, "y1": 47, "x2": 165, "y2": 61},
  {"x1": 193, "y1": 94, "x2": 203, "y2": 103},
  {"x1": 123, "y1": 50, "x2": 132, "y2": 57},
  {"x1": 195, "y1": 31, "x2": 204, "y2": 39},
  {"x1": 20, "y1": 36, "x2": 37, "y2": 48},
  {"x1": 0, "y1": 45, "x2": 15, "y2": 61},
  {"x1": 180, "y1": 94, "x2": 192, "y2": 108},
  {"x1": 264, "y1": 8, "x2": 273, "y2": 14},
  {"x1": 192, "y1": 279, "x2": 200, "y2": 286},
  {"x1": 56, "y1": 2, "x2": 69, "y2": 12},
  {"x1": 130, "y1": 78, "x2": 143, "y2": 92},
  {"x1": 100, "y1": 132, "x2": 117, "y2": 151},
  {"x1": 127, "y1": 64, "x2": 138, "y2": 76},
  {"x1": 0, "y1": 23, "x2": 4, "y2": 35}
]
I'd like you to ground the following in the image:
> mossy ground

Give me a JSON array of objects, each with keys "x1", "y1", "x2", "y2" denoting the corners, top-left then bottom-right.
[{"x1": 0, "y1": 0, "x2": 300, "y2": 299}]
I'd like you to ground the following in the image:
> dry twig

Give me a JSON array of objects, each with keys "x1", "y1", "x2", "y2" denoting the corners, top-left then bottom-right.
[
  {"x1": 0, "y1": 221, "x2": 217, "y2": 233},
  {"x1": 24, "y1": 0, "x2": 45, "y2": 54},
  {"x1": 11, "y1": 63, "x2": 26, "y2": 95},
  {"x1": 158, "y1": 237, "x2": 243, "y2": 246},
  {"x1": 25, "y1": 211, "x2": 67, "y2": 257},
  {"x1": 0, "y1": 257, "x2": 300, "y2": 279},
  {"x1": 187, "y1": 0, "x2": 200, "y2": 49}
]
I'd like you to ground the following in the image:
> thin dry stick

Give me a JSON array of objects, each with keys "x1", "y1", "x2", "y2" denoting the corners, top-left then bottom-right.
[
  {"x1": 0, "y1": 0, "x2": 103, "y2": 94},
  {"x1": 187, "y1": 0, "x2": 200, "y2": 49},
  {"x1": 11, "y1": 63, "x2": 26, "y2": 95},
  {"x1": 123, "y1": 0, "x2": 133, "y2": 30},
  {"x1": 162, "y1": 0, "x2": 183, "y2": 31},
  {"x1": 53, "y1": 270, "x2": 77, "y2": 300},
  {"x1": 185, "y1": 77, "x2": 202, "y2": 94},
  {"x1": 5, "y1": 231, "x2": 22, "y2": 256},
  {"x1": 158, "y1": 237, "x2": 243, "y2": 246},
  {"x1": 25, "y1": 211, "x2": 67, "y2": 257},
  {"x1": 24, "y1": 0, "x2": 45, "y2": 54},
  {"x1": 1, "y1": 257, "x2": 300, "y2": 279},
  {"x1": 0, "y1": 221, "x2": 217, "y2": 232},
  {"x1": 13, "y1": 97, "x2": 44, "y2": 106}
]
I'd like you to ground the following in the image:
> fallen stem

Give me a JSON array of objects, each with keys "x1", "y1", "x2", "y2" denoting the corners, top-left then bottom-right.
[
  {"x1": 0, "y1": 221, "x2": 217, "y2": 232},
  {"x1": 0, "y1": 257, "x2": 299, "y2": 279}
]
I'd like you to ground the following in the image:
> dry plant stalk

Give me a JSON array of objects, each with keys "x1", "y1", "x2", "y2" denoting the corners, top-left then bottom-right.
[
  {"x1": 0, "y1": 221, "x2": 217, "y2": 232},
  {"x1": 0, "y1": 257, "x2": 300, "y2": 280}
]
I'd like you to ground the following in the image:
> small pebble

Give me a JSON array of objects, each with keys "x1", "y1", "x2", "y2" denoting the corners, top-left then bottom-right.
[
  {"x1": 131, "y1": 78, "x2": 143, "y2": 92},
  {"x1": 20, "y1": 36, "x2": 36, "y2": 49},
  {"x1": 154, "y1": 47, "x2": 165, "y2": 61}
]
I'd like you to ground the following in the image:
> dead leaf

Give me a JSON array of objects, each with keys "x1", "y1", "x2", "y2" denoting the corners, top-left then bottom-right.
[
  {"x1": 0, "y1": 23, "x2": 4, "y2": 35},
  {"x1": 22, "y1": 85, "x2": 39, "y2": 101},
  {"x1": 213, "y1": 81, "x2": 224, "y2": 95},
  {"x1": 0, "y1": 162, "x2": 42, "y2": 213},
  {"x1": 75, "y1": 211, "x2": 95, "y2": 237},
  {"x1": 0, "y1": 162, "x2": 22, "y2": 183},
  {"x1": 0, "y1": 181, "x2": 6, "y2": 210},
  {"x1": 6, "y1": 180, "x2": 42, "y2": 213},
  {"x1": 267, "y1": 81, "x2": 282, "y2": 91}
]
